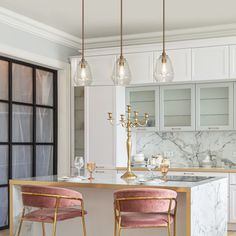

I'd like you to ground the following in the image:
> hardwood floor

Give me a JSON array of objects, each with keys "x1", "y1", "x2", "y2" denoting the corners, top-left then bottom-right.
[{"x1": 0, "y1": 230, "x2": 236, "y2": 236}]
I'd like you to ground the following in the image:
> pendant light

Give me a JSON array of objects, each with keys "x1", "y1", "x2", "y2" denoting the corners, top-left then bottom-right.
[
  {"x1": 72, "y1": 0, "x2": 92, "y2": 86},
  {"x1": 111, "y1": 0, "x2": 131, "y2": 85},
  {"x1": 154, "y1": 0, "x2": 174, "y2": 82}
]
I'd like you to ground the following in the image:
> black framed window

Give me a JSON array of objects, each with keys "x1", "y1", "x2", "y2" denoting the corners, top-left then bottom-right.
[{"x1": 0, "y1": 56, "x2": 58, "y2": 229}]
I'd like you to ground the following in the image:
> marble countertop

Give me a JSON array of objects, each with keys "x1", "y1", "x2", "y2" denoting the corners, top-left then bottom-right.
[{"x1": 10, "y1": 172, "x2": 226, "y2": 192}]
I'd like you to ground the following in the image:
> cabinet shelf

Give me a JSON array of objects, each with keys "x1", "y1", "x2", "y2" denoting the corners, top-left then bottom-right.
[
  {"x1": 164, "y1": 99, "x2": 191, "y2": 102},
  {"x1": 164, "y1": 115, "x2": 191, "y2": 117},
  {"x1": 200, "y1": 114, "x2": 228, "y2": 116},
  {"x1": 130, "y1": 100, "x2": 155, "y2": 103},
  {"x1": 200, "y1": 98, "x2": 228, "y2": 101}
]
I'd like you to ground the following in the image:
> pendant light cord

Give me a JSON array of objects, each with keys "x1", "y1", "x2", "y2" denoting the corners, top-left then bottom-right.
[
  {"x1": 120, "y1": 0, "x2": 123, "y2": 58},
  {"x1": 82, "y1": 0, "x2": 85, "y2": 61},
  {"x1": 163, "y1": 0, "x2": 166, "y2": 55}
]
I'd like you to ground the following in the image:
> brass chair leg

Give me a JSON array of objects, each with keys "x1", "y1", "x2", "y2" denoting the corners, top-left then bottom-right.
[
  {"x1": 174, "y1": 216, "x2": 176, "y2": 236},
  {"x1": 17, "y1": 208, "x2": 25, "y2": 236},
  {"x1": 114, "y1": 219, "x2": 117, "y2": 236},
  {"x1": 42, "y1": 222, "x2": 46, "y2": 236},
  {"x1": 117, "y1": 218, "x2": 121, "y2": 236},
  {"x1": 81, "y1": 215, "x2": 87, "y2": 236},
  {"x1": 167, "y1": 223, "x2": 171, "y2": 236},
  {"x1": 52, "y1": 219, "x2": 57, "y2": 236},
  {"x1": 117, "y1": 226, "x2": 121, "y2": 236},
  {"x1": 17, "y1": 217, "x2": 24, "y2": 236}
]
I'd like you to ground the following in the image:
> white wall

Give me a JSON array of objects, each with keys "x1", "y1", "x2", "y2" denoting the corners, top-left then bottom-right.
[{"x1": 0, "y1": 20, "x2": 78, "y2": 176}]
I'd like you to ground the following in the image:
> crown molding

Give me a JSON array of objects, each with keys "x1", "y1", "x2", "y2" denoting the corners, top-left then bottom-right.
[
  {"x1": 0, "y1": 7, "x2": 81, "y2": 49},
  {"x1": 85, "y1": 23, "x2": 236, "y2": 49},
  {"x1": 2, "y1": 7, "x2": 236, "y2": 51}
]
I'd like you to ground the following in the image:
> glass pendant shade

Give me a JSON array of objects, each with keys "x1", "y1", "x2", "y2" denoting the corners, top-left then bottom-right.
[
  {"x1": 154, "y1": 53, "x2": 174, "y2": 82},
  {"x1": 71, "y1": 57, "x2": 92, "y2": 86},
  {"x1": 112, "y1": 56, "x2": 131, "y2": 85}
]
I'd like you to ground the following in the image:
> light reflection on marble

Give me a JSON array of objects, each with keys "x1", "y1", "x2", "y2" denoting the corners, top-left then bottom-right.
[{"x1": 136, "y1": 131, "x2": 236, "y2": 168}]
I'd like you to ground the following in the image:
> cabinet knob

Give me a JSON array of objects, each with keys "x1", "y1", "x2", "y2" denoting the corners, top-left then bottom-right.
[
  {"x1": 95, "y1": 170, "x2": 105, "y2": 173},
  {"x1": 208, "y1": 127, "x2": 219, "y2": 130},
  {"x1": 96, "y1": 166, "x2": 105, "y2": 169},
  {"x1": 184, "y1": 172, "x2": 195, "y2": 175},
  {"x1": 171, "y1": 128, "x2": 182, "y2": 131}
]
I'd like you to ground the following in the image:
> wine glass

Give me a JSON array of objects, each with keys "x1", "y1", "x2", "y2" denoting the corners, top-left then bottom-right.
[
  {"x1": 87, "y1": 162, "x2": 96, "y2": 180},
  {"x1": 74, "y1": 156, "x2": 84, "y2": 178},
  {"x1": 146, "y1": 157, "x2": 157, "y2": 178},
  {"x1": 160, "y1": 163, "x2": 169, "y2": 181}
]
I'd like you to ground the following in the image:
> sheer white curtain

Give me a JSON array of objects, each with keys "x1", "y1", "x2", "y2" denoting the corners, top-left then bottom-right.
[
  {"x1": 12, "y1": 146, "x2": 32, "y2": 178},
  {"x1": 36, "y1": 108, "x2": 53, "y2": 142},
  {"x1": 36, "y1": 145, "x2": 53, "y2": 176},
  {"x1": 12, "y1": 63, "x2": 32, "y2": 103},
  {"x1": 0, "y1": 103, "x2": 8, "y2": 142},
  {"x1": 0, "y1": 146, "x2": 8, "y2": 185},
  {"x1": 0, "y1": 187, "x2": 8, "y2": 227},
  {"x1": 0, "y1": 60, "x2": 8, "y2": 100},
  {"x1": 12, "y1": 105, "x2": 33, "y2": 142},
  {"x1": 36, "y1": 69, "x2": 53, "y2": 106}
]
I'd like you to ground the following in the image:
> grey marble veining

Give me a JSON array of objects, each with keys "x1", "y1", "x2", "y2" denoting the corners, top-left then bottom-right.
[
  {"x1": 135, "y1": 131, "x2": 236, "y2": 168},
  {"x1": 191, "y1": 178, "x2": 228, "y2": 236}
]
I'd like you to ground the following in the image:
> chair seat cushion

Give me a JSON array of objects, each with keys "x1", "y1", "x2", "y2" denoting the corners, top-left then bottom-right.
[
  {"x1": 120, "y1": 213, "x2": 174, "y2": 228},
  {"x1": 24, "y1": 208, "x2": 87, "y2": 223}
]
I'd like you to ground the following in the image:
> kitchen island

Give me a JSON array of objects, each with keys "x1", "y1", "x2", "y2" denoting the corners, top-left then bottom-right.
[{"x1": 10, "y1": 172, "x2": 227, "y2": 236}]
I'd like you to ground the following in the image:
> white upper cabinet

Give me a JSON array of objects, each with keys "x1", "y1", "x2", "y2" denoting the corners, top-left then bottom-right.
[
  {"x1": 126, "y1": 86, "x2": 159, "y2": 132},
  {"x1": 125, "y1": 52, "x2": 154, "y2": 84},
  {"x1": 154, "y1": 49, "x2": 191, "y2": 82},
  {"x1": 86, "y1": 55, "x2": 116, "y2": 85},
  {"x1": 196, "y1": 83, "x2": 234, "y2": 131},
  {"x1": 192, "y1": 46, "x2": 229, "y2": 81},
  {"x1": 160, "y1": 84, "x2": 195, "y2": 131},
  {"x1": 230, "y1": 45, "x2": 236, "y2": 79}
]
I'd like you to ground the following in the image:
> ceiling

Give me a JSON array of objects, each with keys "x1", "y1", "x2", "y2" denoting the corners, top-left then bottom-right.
[{"x1": 1, "y1": 0, "x2": 236, "y2": 39}]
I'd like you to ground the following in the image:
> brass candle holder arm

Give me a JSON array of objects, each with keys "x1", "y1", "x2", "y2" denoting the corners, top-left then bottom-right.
[{"x1": 133, "y1": 111, "x2": 149, "y2": 127}]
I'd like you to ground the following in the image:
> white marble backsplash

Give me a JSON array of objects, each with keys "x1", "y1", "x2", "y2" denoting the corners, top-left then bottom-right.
[{"x1": 135, "y1": 131, "x2": 236, "y2": 168}]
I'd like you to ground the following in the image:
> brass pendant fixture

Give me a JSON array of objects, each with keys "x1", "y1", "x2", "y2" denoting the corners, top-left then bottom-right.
[
  {"x1": 111, "y1": 0, "x2": 131, "y2": 85},
  {"x1": 154, "y1": 0, "x2": 174, "y2": 82},
  {"x1": 72, "y1": 0, "x2": 92, "y2": 86}
]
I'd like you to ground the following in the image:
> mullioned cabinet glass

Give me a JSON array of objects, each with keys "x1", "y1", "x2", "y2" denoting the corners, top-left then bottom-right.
[
  {"x1": 196, "y1": 83, "x2": 234, "y2": 131},
  {"x1": 126, "y1": 86, "x2": 159, "y2": 131},
  {"x1": 160, "y1": 84, "x2": 195, "y2": 131}
]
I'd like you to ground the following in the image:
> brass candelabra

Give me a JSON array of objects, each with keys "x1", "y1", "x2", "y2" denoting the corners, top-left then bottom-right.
[{"x1": 108, "y1": 105, "x2": 149, "y2": 180}]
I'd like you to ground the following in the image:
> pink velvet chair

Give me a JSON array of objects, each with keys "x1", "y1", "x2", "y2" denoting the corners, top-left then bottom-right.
[
  {"x1": 17, "y1": 185, "x2": 87, "y2": 236},
  {"x1": 113, "y1": 188, "x2": 177, "y2": 236}
]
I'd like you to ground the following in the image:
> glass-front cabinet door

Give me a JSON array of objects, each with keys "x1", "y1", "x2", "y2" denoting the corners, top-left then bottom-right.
[
  {"x1": 196, "y1": 83, "x2": 234, "y2": 130},
  {"x1": 160, "y1": 84, "x2": 195, "y2": 131},
  {"x1": 126, "y1": 86, "x2": 159, "y2": 131}
]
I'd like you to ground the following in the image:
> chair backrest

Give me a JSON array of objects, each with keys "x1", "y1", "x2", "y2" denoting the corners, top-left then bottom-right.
[
  {"x1": 21, "y1": 185, "x2": 83, "y2": 208},
  {"x1": 114, "y1": 188, "x2": 177, "y2": 213}
]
